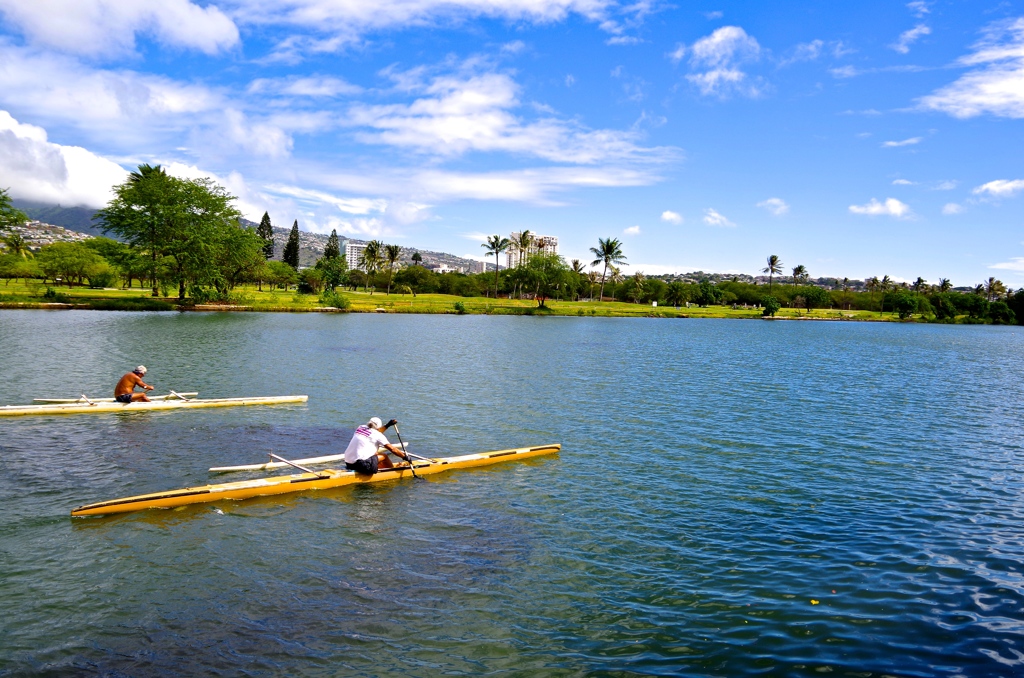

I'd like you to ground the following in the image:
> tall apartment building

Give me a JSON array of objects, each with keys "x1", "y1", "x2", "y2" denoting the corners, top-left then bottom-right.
[
  {"x1": 345, "y1": 241, "x2": 366, "y2": 271},
  {"x1": 505, "y1": 232, "x2": 559, "y2": 268}
]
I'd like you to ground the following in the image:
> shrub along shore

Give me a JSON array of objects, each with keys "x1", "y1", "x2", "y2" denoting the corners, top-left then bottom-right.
[{"x1": 0, "y1": 280, "x2": 1018, "y2": 323}]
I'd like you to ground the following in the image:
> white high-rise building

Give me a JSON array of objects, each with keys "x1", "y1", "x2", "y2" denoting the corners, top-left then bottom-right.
[
  {"x1": 345, "y1": 242, "x2": 366, "y2": 271},
  {"x1": 505, "y1": 232, "x2": 558, "y2": 268}
]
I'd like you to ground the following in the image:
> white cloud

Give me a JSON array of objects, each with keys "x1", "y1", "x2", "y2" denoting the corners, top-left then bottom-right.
[
  {"x1": 565, "y1": 74, "x2": 576, "y2": 87},
  {"x1": 882, "y1": 136, "x2": 922, "y2": 147},
  {"x1": 0, "y1": 0, "x2": 239, "y2": 57},
  {"x1": 907, "y1": 1, "x2": 930, "y2": 18},
  {"x1": 347, "y1": 66, "x2": 676, "y2": 165},
  {"x1": 942, "y1": 202, "x2": 963, "y2": 215},
  {"x1": 892, "y1": 179, "x2": 916, "y2": 185},
  {"x1": 756, "y1": 197, "x2": 789, "y2": 215},
  {"x1": 703, "y1": 208, "x2": 735, "y2": 227},
  {"x1": 704, "y1": 11, "x2": 723, "y2": 20},
  {"x1": 973, "y1": 178, "x2": 1024, "y2": 198},
  {"x1": 0, "y1": 110, "x2": 128, "y2": 208},
  {"x1": 623, "y1": 225, "x2": 641, "y2": 235},
  {"x1": 667, "y1": 44, "x2": 686, "y2": 63},
  {"x1": 918, "y1": 18, "x2": 1024, "y2": 118},
  {"x1": 248, "y1": 76, "x2": 362, "y2": 97},
  {"x1": 934, "y1": 180, "x2": 958, "y2": 190},
  {"x1": 677, "y1": 26, "x2": 763, "y2": 97},
  {"x1": 830, "y1": 65, "x2": 860, "y2": 79},
  {"x1": 779, "y1": 40, "x2": 823, "y2": 67},
  {"x1": 660, "y1": 210, "x2": 683, "y2": 224},
  {"x1": 848, "y1": 197, "x2": 913, "y2": 218},
  {"x1": 991, "y1": 257, "x2": 1024, "y2": 272},
  {"x1": 607, "y1": 36, "x2": 640, "y2": 46},
  {"x1": 891, "y1": 24, "x2": 931, "y2": 54},
  {"x1": 264, "y1": 184, "x2": 388, "y2": 215},
  {"x1": 460, "y1": 231, "x2": 491, "y2": 242}
]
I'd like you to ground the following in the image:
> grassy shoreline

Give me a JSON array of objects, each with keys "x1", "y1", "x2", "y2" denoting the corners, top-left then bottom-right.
[{"x1": 0, "y1": 281, "x2": 927, "y2": 321}]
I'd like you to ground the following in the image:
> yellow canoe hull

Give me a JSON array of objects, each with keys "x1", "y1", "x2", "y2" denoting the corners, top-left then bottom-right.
[
  {"x1": 0, "y1": 395, "x2": 307, "y2": 417},
  {"x1": 71, "y1": 444, "x2": 560, "y2": 517}
]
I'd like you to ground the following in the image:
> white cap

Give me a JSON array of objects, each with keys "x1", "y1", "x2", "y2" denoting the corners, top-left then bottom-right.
[
  {"x1": 135, "y1": 365, "x2": 147, "y2": 375},
  {"x1": 367, "y1": 417, "x2": 383, "y2": 429}
]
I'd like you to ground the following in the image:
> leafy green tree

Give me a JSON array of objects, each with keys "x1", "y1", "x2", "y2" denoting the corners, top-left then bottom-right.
[
  {"x1": 298, "y1": 267, "x2": 326, "y2": 294},
  {"x1": 989, "y1": 301, "x2": 1016, "y2": 325},
  {"x1": 0, "y1": 188, "x2": 27, "y2": 231},
  {"x1": 384, "y1": 243, "x2": 401, "y2": 294},
  {"x1": 257, "y1": 211, "x2": 274, "y2": 259},
  {"x1": 36, "y1": 241, "x2": 104, "y2": 286},
  {"x1": 324, "y1": 229, "x2": 341, "y2": 259},
  {"x1": 1006, "y1": 288, "x2": 1024, "y2": 325},
  {"x1": 265, "y1": 260, "x2": 298, "y2": 289},
  {"x1": 0, "y1": 254, "x2": 39, "y2": 285},
  {"x1": 96, "y1": 164, "x2": 176, "y2": 296},
  {"x1": 761, "y1": 295, "x2": 781, "y2": 317},
  {"x1": 411, "y1": 251, "x2": 423, "y2": 265},
  {"x1": 795, "y1": 285, "x2": 830, "y2": 312},
  {"x1": 283, "y1": 220, "x2": 300, "y2": 269},
  {"x1": 693, "y1": 281, "x2": 722, "y2": 307},
  {"x1": 216, "y1": 224, "x2": 267, "y2": 290},
  {"x1": 891, "y1": 291, "x2": 919, "y2": 319},
  {"x1": 589, "y1": 237, "x2": 626, "y2": 302},
  {"x1": 762, "y1": 255, "x2": 783, "y2": 293},
  {"x1": 481, "y1": 234, "x2": 510, "y2": 297},
  {"x1": 315, "y1": 253, "x2": 347, "y2": 291},
  {"x1": 522, "y1": 252, "x2": 571, "y2": 307}
]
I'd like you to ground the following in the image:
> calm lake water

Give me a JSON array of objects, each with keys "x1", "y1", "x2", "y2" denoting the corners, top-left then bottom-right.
[{"x1": 1, "y1": 310, "x2": 1023, "y2": 677}]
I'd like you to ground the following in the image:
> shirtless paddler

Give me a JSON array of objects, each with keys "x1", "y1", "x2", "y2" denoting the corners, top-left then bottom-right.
[{"x1": 114, "y1": 366, "x2": 154, "y2": 403}]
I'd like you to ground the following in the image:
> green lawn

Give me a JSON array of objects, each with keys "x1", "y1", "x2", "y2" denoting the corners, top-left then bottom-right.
[{"x1": 0, "y1": 280, "x2": 915, "y2": 321}]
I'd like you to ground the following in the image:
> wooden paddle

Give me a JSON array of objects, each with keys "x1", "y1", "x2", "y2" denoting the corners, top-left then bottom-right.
[{"x1": 269, "y1": 453, "x2": 329, "y2": 479}]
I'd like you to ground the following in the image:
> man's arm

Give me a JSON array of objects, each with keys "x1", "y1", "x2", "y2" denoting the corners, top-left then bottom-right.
[{"x1": 133, "y1": 374, "x2": 154, "y2": 391}]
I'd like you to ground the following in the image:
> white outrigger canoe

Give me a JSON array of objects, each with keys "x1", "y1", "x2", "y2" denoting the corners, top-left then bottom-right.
[
  {"x1": 0, "y1": 395, "x2": 308, "y2": 417},
  {"x1": 209, "y1": 442, "x2": 409, "y2": 473},
  {"x1": 34, "y1": 392, "x2": 199, "y2": 404}
]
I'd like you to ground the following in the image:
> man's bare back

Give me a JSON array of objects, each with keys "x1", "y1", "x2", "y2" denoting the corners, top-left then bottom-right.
[{"x1": 114, "y1": 367, "x2": 153, "y2": 402}]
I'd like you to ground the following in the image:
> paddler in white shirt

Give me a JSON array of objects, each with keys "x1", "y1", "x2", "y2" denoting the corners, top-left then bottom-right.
[{"x1": 343, "y1": 417, "x2": 410, "y2": 475}]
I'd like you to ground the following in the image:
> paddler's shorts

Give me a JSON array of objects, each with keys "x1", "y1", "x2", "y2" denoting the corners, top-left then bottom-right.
[
  {"x1": 115, "y1": 393, "x2": 133, "y2": 404},
  {"x1": 346, "y1": 456, "x2": 378, "y2": 475}
]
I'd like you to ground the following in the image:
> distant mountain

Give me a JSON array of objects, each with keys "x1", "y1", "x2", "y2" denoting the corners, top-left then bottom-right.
[{"x1": 11, "y1": 201, "x2": 106, "y2": 237}]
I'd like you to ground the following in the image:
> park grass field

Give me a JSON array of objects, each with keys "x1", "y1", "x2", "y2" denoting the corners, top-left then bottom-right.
[{"x1": 0, "y1": 280, "x2": 909, "y2": 321}]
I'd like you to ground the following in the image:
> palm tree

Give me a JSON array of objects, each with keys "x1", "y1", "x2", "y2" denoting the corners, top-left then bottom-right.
[
  {"x1": 841, "y1": 277, "x2": 851, "y2": 310},
  {"x1": 586, "y1": 271, "x2": 598, "y2": 301},
  {"x1": 589, "y1": 237, "x2": 627, "y2": 301},
  {"x1": 880, "y1": 275, "x2": 892, "y2": 314},
  {"x1": 3, "y1": 231, "x2": 31, "y2": 258},
  {"x1": 912, "y1": 277, "x2": 927, "y2": 293},
  {"x1": 866, "y1": 276, "x2": 879, "y2": 312},
  {"x1": 791, "y1": 265, "x2": 808, "y2": 286},
  {"x1": 938, "y1": 278, "x2": 952, "y2": 293},
  {"x1": 480, "y1": 234, "x2": 510, "y2": 297},
  {"x1": 985, "y1": 276, "x2": 1006, "y2": 301},
  {"x1": 515, "y1": 230, "x2": 533, "y2": 268},
  {"x1": 384, "y1": 243, "x2": 401, "y2": 295},
  {"x1": 762, "y1": 255, "x2": 783, "y2": 293},
  {"x1": 358, "y1": 240, "x2": 384, "y2": 293},
  {"x1": 629, "y1": 271, "x2": 646, "y2": 303}
]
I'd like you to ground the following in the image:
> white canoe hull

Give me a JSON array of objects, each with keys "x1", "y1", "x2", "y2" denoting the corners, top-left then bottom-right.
[
  {"x1": 33, "y1": 392, "x2": 199, "y2": 404},
  {"x1": 209, "y1": 443, "x2": 409, "y2": 473},
  {"x1": 0, "y1": 395, "x2": 307, "y2": 417}
]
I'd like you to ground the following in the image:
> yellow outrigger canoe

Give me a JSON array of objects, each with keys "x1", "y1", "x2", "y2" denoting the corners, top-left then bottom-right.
[
  {"x1": 0, "y1": 395, "x2": 307, "y2": 417},
  {"x1": 71, "y1": 444, "x2": 560, "y2": 517}
]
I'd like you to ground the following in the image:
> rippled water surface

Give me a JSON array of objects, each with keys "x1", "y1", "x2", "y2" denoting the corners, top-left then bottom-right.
[{"x1": 1, "y1": 310, "x2": 1023, "y2": 677}]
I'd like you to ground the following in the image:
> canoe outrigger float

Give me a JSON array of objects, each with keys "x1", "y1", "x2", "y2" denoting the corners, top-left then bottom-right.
[
  {"x1": 71, "y1": 444, "x2": 560, "y2": 517},
  {"x1": 33, "y1": 392, "x2": 199, "y2": 404},
  {"x1": 0, "y1": 395, "x2": 307, "y2": 417}
]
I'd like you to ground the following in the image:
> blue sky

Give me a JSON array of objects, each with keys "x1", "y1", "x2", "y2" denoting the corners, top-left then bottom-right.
[{"x1": 0, "y1": 0, "x2": 1022, "y2": 285}]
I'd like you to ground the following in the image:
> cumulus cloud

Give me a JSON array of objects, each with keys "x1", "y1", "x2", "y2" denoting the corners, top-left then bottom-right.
[
  {"x1": 347, "y1": 66, "x2": 676, "y2": 165},
  {"x1": 848, "y1": 197, "x2": 913, "y2": 218},
  {"x1": 892, "y1": 179, "x2": 916, "y2": 185},
  {"x1": 990, "y1": 257, "x2": 1024, "y2": 272},
  {"x1": 703, "y1": 208, "x2": 735, "y2": 227},
  {"x1": 778, "y1": 40, "x2": 823, "y2": 67},
  {"x1": 756, "y1": 197, "x2": 788, "y2": 215},
  {"x1": 942, "y1": 202, "x2": 963, "y2": 215},
  {"x1": 891, "y1": 24, "x2": 931, "y2": 54},
  {"x1": 973, "y1": 179, "x2": 1024, "y2": 198},
  {"x1": 623, "y1": 225, "x2": 641, "y2": 235},
  {"x1": 0, "y1": 110, "x2": 128, "y2": 207},
  {"x1": 0, "y1": 0, "x2": 239, "y2": 57},
  {"x1": 907, "y1": 1, "x2": 930, "y2": 18},
  {"x1": 660, "y1": 210, "x2": 683, "y2": 224},
  {"x1": 674, "y1": 26, "x2": 763, "y2": 97},
  {"x1": 918, "y1": 18, "x2": 1024, "y2": 119},
  {"x1": 882, "y1": 137, "x2": 922, "y2": 147},
  {"x1": 248, "y1": 76, "x2": 362, "y2": 97}
]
